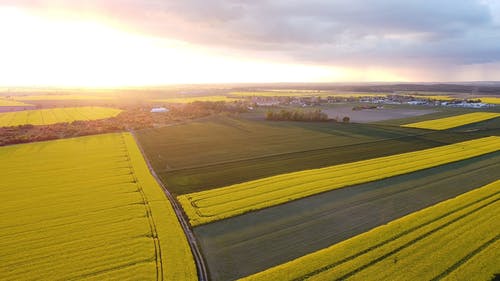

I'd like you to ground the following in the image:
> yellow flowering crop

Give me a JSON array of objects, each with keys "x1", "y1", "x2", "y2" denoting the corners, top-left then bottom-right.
[
  {"x1": 0, "y1": 98, "x2": 34, "y2": 106},
  {"x1": 477, "y1": 97, "x2": 500, "y2": 105},
  {"x1": 178, "y1": 136, "x2": 500, "y2": 226},
  {"x1": 0, "y1": 133, "x2": 196, "y2": 280},
  {"x1": 12, "y1": 94, "x2": 115, "y2": 100},
  {"x1": 153, "y1": 96, "x2": 241, "y2": 103},
  {"x1": 229, "y1": 91, "x2": 387, "y2": 97},
  {"x1": 402, "y1": 112, "x2": 500, "y2": 130},
  {"x1": 0, "y1": 106, "x2": 122, "y2": 127},
  {"x1": 240, "y1": 180, "x2": 500, "y2": 281},
  {"x1": 414, "y1": 95, "x2": 456, "y2": 101}
]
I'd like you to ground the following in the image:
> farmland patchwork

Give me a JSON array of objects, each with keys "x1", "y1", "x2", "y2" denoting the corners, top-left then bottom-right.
[
  {"x1": 240, "y1": 179, "x2": 500, "y2": 281},
  {"x1": 178, "y1": 136, "x2": 500, "y2": 226}
]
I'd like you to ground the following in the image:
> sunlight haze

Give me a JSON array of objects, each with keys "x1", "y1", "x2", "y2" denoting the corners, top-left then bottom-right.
[{"x1": 1, "y1": 1, "x2": 499, "y2": 86}]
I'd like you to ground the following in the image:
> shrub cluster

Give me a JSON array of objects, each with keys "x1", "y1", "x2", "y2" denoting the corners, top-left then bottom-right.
[{"x1": 266, "y1": 109, "x2": 329, "y2": 121}]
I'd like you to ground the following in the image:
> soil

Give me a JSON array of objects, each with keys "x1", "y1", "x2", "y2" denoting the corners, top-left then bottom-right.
[{"x1": 322, "y1": 107, "x2": 435, "y2": 123}]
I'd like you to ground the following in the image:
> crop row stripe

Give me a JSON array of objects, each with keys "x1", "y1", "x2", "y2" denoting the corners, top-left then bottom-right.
[
  {"x1": 188, "y1": 137, "x2": 498, "y2": 202},
  {"x1": 401, "y1": 112, "x2": 500, "y2": 130},
  {"x1": 191, "y1": 144, "x2": 495, "y2": 210},
  {"x1": 119, "y1": 134, "x2": 163, "y2": 281},
  {"x1": 189, "y1": 139, "x2": 489, "y2": 202},
  {"x1": 186, "y1": 137, "x2": 495, "y2": 199},
  {"x1": 328, "y1": 197, "x2": 499, "y2": 281},
  {"x1": 238, "y1": 180, "x2": 499, "y2": 281},
  {"x1": 291, "y1": 189, "x2": 500, "y2": 280},
  {"x1": 178, "y1": 136, "x2": 500, "y2": 225}
]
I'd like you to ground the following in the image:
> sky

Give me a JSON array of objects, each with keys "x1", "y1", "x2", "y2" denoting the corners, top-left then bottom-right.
[{"x1": 0, "y1": 0, "x2": 499, "y2": 87}]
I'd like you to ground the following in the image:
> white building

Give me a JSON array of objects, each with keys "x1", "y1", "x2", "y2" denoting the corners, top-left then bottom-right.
[{"x1": 150, "y1": 107, "x2": 169, "y2": 113}]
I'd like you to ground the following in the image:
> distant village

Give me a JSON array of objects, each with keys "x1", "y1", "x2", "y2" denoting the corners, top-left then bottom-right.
[{"x1": 244, "y1": 93, "x2": 496, "y2": 109}]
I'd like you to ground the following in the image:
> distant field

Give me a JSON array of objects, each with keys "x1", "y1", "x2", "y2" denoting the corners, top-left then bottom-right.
[
  {"x1": 12, "y1": 94, "x2": 115, "y2": 100},
  {"x1": 322, "y1": 106, "x2": 435, "y2": 123},
  {"x1": 241, "y1": 179, "x2": 499, "y2": 281},
  {"x1": 137, "y1": 116, "x2": 498, "y2": 194},
  {"x1": 0, "y1": 133, "x2": 196, "y2": 280},
  {"x1": 153, "y1": 95, "x2": 241, "y2": 103},
  {"x1": 402, "y1": 112, "x2": 500, "y2": 130},
  {"x1": 398, "y1": 92, "x2": 461, "y2": 101},
  {"x1": 374, "y1": 107, "x2": 500, "y2": 126},
  {"x1": 400, "y1": 92, "x2": 500, "y2": 104},
  {"x1": 0, "y1": 106, "x2": 122, "y2": 127},
  {"x1": 229, "y1": 91, "x2": 387, "y2": 97},
  {"x1": 178, "y1": 136, "x2": 500, "y2": 226},
  {"x1": 0, "y1": 99, "x2": 34, "y2": 107},
  {"x1": 196, "y1": 151, "x2": 500, "y2": 281},
  {"x1": 410, "y1": 95, "x2": 457, "y2": 101},
  {"x1": 478, "y1": 97, "x2": 500, "y2": 104},
  {"x1": 137, "y1": 117, "x2": 419, "y2": 170}
]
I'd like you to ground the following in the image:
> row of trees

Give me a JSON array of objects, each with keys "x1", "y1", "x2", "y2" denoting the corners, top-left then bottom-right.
[{"x1": 266, "y1": 109, "x2": 329, "y2": 122}]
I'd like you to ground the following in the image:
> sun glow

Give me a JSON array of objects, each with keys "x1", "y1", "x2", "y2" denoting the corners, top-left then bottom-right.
[{"x1": 0, "y1": 7, "x2": 406, "y2": 87}]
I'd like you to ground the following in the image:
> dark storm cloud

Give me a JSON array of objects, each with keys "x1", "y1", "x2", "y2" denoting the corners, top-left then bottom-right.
[{"x1": 5, "y1": 0, "x2": 500, "y2": 67}]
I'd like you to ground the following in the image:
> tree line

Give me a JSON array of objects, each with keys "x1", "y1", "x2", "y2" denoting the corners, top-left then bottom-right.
[{"x1": 266, "y1": 109, "x2": 329, "y2": 121}]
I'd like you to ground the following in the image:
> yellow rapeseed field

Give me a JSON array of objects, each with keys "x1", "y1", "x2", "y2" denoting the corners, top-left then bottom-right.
[
  {"x1": 402, "y1": 112, "x2": 500, "y2": 130},
  {"x1": 178, "y1": 136, "x2": 500, "y2": 226},
  {"x1": 12, "y1": 94, "x2": 115, "y2": 100},
  {"x1": 477, "y1": 97, "x2": 500, "y2": 104},
  {"x1": 240, "y1": 179, "x2": 500, "y2": 281},
  {"x1": 0, "y1": 106, "x2": 122, "y2": 127},
  {"x1": 153, "y1": 96, "x2": 241, "y2": 103},
  {"x1": 229, "y1": 91, "x2": 387, "y2": 97},
  {"x1": 414, "y1": 95, "x2": 456, "y2": 101},
  {"x1": 401, "y1": 93, "x2": 500, "y2": 104},
  {"x1": 0, "y1": 98, "x2": 34, "y2": 107},
  {"x1": 0, "y1": 133, "x2": 196, "y2": 280}
]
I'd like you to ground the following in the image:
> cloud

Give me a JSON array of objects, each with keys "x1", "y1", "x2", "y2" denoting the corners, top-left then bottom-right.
[{"x1": 4, "y1": 0, "x2": 500, "y2": 70}]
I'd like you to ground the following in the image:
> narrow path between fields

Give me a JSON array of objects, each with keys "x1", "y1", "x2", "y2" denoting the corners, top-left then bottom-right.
[{"x1": 131, "y1": 131, "x2": 209, "y2": 281}]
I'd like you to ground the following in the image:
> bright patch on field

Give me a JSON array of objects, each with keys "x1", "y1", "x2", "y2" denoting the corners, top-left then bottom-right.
[
  {"x1": 0, "y1": 98, "x2": 33, "y2": 106},
  {"x1": 153, "y1": 95, "x2": 241, "y2": 103},
  {"x1": 0, "y1": 106, "x2": 122, "y2": 127},
  {"x1": 401, "y1": 112, "x2": 500, "y2": 130},
  {"x1": 241, "y1": 180, "x2": 500, "y2": 281},
  {"x1": 178, "y1": 136, "x2": 500, "y2": 226},
  {"x1": 0, "y1": 133, "x2": 196, "y2": 280}
]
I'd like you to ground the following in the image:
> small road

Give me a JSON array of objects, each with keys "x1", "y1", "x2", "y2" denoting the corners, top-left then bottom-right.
[{"x1": 131, "y1": 131, "x2": 209, "y2": 281}]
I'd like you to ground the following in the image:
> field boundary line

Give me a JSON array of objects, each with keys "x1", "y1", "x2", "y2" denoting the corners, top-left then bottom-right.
[
  {"x1": 120, "y1": 134, "x2": 163, "y2": 281},
  {"x1": 292, "y1": 191, "x2": 500, "y2": 281},
  {"x1": 130, "y1": 130, "x2": 209, "y2": 281},
  {"x1": 161, "y1": 131, "x2": 448, "y2": 173}
]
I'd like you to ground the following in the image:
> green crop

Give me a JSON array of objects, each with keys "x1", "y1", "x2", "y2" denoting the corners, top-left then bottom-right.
[{"x1": 241, "y1": 179, "x2": 500, "y2": 281}]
